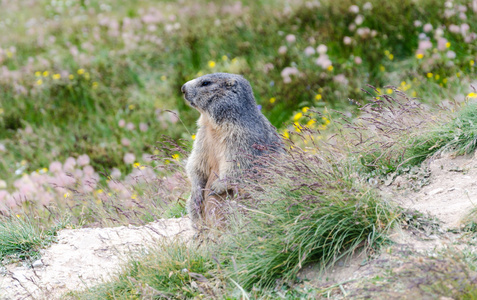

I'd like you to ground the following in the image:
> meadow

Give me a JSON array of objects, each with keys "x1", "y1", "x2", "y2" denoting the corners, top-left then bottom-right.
[{"x1": 1, "y1": 0, "x2": 477, "y2": 298}]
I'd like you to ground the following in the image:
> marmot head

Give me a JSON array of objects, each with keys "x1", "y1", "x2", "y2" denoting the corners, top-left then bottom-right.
[{"x1": 181, "y1": 73, "x2": 258, "y2": 124}]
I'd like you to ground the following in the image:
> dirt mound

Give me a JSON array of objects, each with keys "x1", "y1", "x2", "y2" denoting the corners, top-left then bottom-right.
[{"x1": 0, "y1": 218, "x2": 194, "y2": 300}]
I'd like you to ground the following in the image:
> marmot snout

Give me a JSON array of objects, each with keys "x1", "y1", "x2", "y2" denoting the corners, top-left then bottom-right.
[{"x1": 183, "y1": 73, "x2": 283, "y2": 228}]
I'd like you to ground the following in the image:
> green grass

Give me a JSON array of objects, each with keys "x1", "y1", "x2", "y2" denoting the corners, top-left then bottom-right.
[{"x1": 0, "y1": 214, "x2": 63, "y2": 262}]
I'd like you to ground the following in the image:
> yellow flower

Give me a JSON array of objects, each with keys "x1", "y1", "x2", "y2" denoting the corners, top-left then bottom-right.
[
  {"x1": 416, "y1": 53, "x2": 424, "y2": 59},
  {"x1": 442, "y1": 78, "x2": 448, "y2": 84},
  {"x1": 231, "y1": 58, "x2": 238, "y2": 64},
  {"x1": 131, "y1": 194, "x2": 137, "y2": 200},
  {"x1": 282, "y1": 130, "x2": 289, "y2": 139},
  {"x1": 36, "y1": 79, "x2": 43, "y2": 85},
  {"x1": 35, "y1": 71, "x2": 41, "y2": 77},
  {"x1": 269, "y1": 97, "x2": 276, "y2": 104},
  {"x1": 133, "y1": 162, "x2": 141, "y2": 168},
  {"x1": 69, "y1": 74, "x2": 74, "y2": 80},
  {"x1": 64, "y1": 192, "x2": 71, "y2": 198},
  {"x1": 6, "y1": 51, "x2": 13, "y2": 58},
  {"x1": 456, "y1": 72, "x2": 461, "y2": 78},
  {"x1": 315, "y1": 94, "x2": 322, "y2": 101},
  {"x1": 129, "y1": 104, "x2": 135, "y2": 110},
  {"x1": 384, "y1": 50, "x2": 390, "y2": 56},
  {"x1": 92, "y1": 82, "x2": 98, "y2": 89},
  {"x1": 322, "y1": 116, "x2": 330, "y2": 125},
  {"x1": 172, "y1": 153, "x2": 180, "y2": 160},
  {"x1": 302, "y1": 107, "x2": 309, "y2": 113},
  {"x1": 222, "y1": 55, "x2": 228, "y2": 61},
  {"x1": 0, "y1": 108, "x2": 3, "y2": 115},
  {"x1": 191, "y1": 134, "x2": 196, "y2": 140},
  {"x1": 327, "y1": 65, "x2": 334, "y2": 71},
  {"x1": 84, "y1": 72, "x2": 90, "y2": 80},
  {"x1": 293, "y1": 112, "x2": 303, "y2": 121},
  {"x1": 434, "y1": 74, "x2": 440, "y2": 80},
  {"x1": 388, "y1": 54, "x2": 394, "y2": 60},
  {"x1": 153, "y1": 149, "x2": 160, "y2": 155},
  {"x1": 77, "y1": 69, "x2": 85, "y2": 75},
  {"x1": 42, "y1": 71, "x2": 49, "y2": 77},
  {"x1": 446, "y1": 42, "x2": 451, "y2": 48},
  {"x1": 53, "y1": 74, "x2": 61, "y2": 80},
  {"x1": 426, "y1": 72, "x2": 433, "y2": 78},
  {"x1": 471, "y1": 60, "x2": 475, "y2": 66},
  {"x1": 468, "y1": 92, "x2": 477, "y2": 98},
  {"x1": 386, "y1": 89, "x2": 393, "y2": 94},
  {"x1": 42, "y1": 167, "x2": 48, "y2": 173},
  {"x1": 294, "y1": 122, "x2": 302, "y2": 132},
  {"x1": 161, "y1": 75, "x2": 167, "y2": 81},
  {"x1": 96, "y1": 189, "x2": 103, "y2": 194},
  {"x1": 411, "y1": 91, "x2": 417, "y2": 97},
  {"x1": 379, "y1": 65, "x2": 385, "y2": 72},
  {"x1": 208, "y1": 60, "x2": 216, "y2": 68},
  {"x1": 307, "y1": 119, "x2": 316, "y2": 127}
]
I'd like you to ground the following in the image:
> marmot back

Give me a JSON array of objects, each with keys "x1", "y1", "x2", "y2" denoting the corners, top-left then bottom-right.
[{"x1": 181, "y1": 73, "x2": 283, "y2": 228}]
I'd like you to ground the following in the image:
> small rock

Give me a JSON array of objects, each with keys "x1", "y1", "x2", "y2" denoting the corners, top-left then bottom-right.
[
  {"x1": 428, "y1": 188, "x2": 444, "y2": 196},
  {"x1": 32, "y1": 259, "x2": 44, "y2": 268}
]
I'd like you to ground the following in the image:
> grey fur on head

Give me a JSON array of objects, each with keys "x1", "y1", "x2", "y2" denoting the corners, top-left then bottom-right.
[{"x1": 181, "y1": 73, "x2": 283, "y2": 227}]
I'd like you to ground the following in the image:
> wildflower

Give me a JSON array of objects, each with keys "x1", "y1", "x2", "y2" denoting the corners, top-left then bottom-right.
[
  {"x1": 388, "y1": 54, "x2": 394, "y2": 60},
  {"x1": 343, "y1": 36, "x2": 352, "y2": 45},
  {"x1": 363, "y1": 2, "x2": 372, "y2": 10},
  {"x1": 84, "y1": 72, "x2": 90, "y2": 80},
  {"x1": 278, "y1": 45, "x2": 287, "y2": 55},
  {"x1": 172, "y1": 154, "x2": 180, "y2": 160},
  {"x1": 285, "y1": 34, "x2": 296, "y2": 43},
  {"x1": 129, "y1": 104, "x2": 135, "y2": 110},
  {"x1": 42, "y1": 71, "x2": 49, "y2": 77},
  {"x1": 208, "y1": 60, "x2": 216, "y2": 68},
  {"x1": 53, "y1": 74, "x2": 61, "y2": 80},
  {"x1": 468, "y1": 92, "x2": 477, "y2": 98},
  {"x1": 269, "y1": 97, "x2": 276, "y2": 104},
  {"x1": 36, "y1": 79, "x2": 43, "y2": 85},
  {"x1": 294, "y1": 122, "x2": 302, "y2": 132},
  {"x1": 92, "y1": 82, "x2": 98, "y2": 88},
  {"x1": 386, "y1": 89, "x2": 393, "y2": 94},
  {"x1": 64, "y1": 192, "x2": 71, "y2": 198},
  {"x1": 192, "y1": 134, "x2": 196, "y2": 140},
  {"x1": 77, "y1": 154, "x2": 90, "y2": 166},
  {"x1": 302, "y1": 107, "x2": 309, "y2": 113},
  {"x1": 354, "y1": 56, "x2": 362, "y2": 64},
  {"x1": 161, "y1": 75, "x2": 167, "y2": 81},
  {"x1": 416, "y1": 53, "x2": 424, "y2": 59},
  {"x1": 423, "y1": 23, "x2": 433, "y2": 32},
  {"x1": 282, "y1": 130, "x2": 290, "y2": 139},
  {"x1": 327, "y1": 65, "x2": 334, "y2": 71},
  {"x1": 427, "y1": 72, "x2": 433, "y2": 78},
  {"x1": 322, "y1": 116, "x2": 331, "y2": 125},
  {"x1": 121, "y1": 138, "x2": 131, "y2": 146},
  {"x1": 0, "y1": 180, "x2": 6, "y2": 189},
  {"x1": 293, "y1": 112, "x2": 303, "y2": 121},
  {"x1": 96, "y1": 189, "x2": 103, "y2": 194},
  {"x1": 35, "y1": 71, "x2": 41, "y2": 77},
  {"x1": 139, "y1": 122, "x2": 148, "y2": 132},
  {"x1": 435, "y1": 74, "x2": 440, "y2": 80},
  {"x1": 456, "y1": 72, "x2": 461, "y2": 77},
  {"x1": 379, "y1": 65, "x2": 385, "y2": 72},
  {"x1": 307, "y1": 119, "x2": 316, "y2": 127},
  {"x1": 131, "y1": 194, "x2": 137, "y2": 200},
  {"x1": 222, "y1": 55, "x2": 228, "y2": 61},
  {"x1": 446, "y1": 50, "x2": 456, "y2": 59},
  {"x1": 0, "y1": 108, "x2": 3, "y2": 115},
  {"x1": 349, "y1": 5, "x2": 359, "y2": 13},
  {"x1": 316, "y1": 55, "x2": 332, "y2": 69},
  {"x1": 443, "y1": 78, "x2": 448, "y2": 84},
  {"x1": 470, "y1": 60, "x2": 475, "y2": 66},
  {"x1": 118, "y1": 119, "x2": 126, "y2": 127},
  {"x1": 124, "y1": 153, "x2": 135, "y2": 164},
  {"x1": 446, "y1": 42, "x2": 451, "y2": 48},
  {"x1": 69, "y1": 74, "x2": 74, "y2": 80},
  {"x1": 304, "y1": 46, "x2": 315, "y2": 56},
  {"x1": 77, "y1": 69, "x2": 85, "y2": 75},
  {"x1": 354, "y1": 15, "x2": 364, "y2": 26},
  {"x1": 315, "y1": 94, "x2": 322, "y2": 100},
  {"x1": 126, "y1": 122, "x2": 135, "y2": 131},
  {"x1": 316, "y1": 44, "x2": 327, "y2": 54},
  {"x1": 133, "y1": 162, "x2": 141, "y2": 168}
]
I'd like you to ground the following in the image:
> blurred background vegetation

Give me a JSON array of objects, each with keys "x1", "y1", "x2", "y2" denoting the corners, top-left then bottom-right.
[{"x1": 0, "y1": 0, "x2": 476, "y2": 217}]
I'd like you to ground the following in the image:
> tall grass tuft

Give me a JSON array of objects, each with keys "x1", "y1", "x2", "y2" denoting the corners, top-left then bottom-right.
[
  {"x1": 0, "y1": 215, "x2": 59, "y2": 261},
  {"x1": 222, "y1": 145, "x2": 399, "y2": 290}
]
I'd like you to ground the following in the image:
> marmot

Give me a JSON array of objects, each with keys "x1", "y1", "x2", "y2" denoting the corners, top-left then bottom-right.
[{"x1": 181, "y1": 73, "x2": 283, "y2": 227}]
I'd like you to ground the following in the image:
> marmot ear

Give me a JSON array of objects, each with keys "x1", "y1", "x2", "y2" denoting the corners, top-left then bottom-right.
[{"x1": 225, "y1": 78, "x2": 237, "y2": 89}]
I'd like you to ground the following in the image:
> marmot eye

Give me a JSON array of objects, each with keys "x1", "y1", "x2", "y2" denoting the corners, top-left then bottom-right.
[{"x1": 201, "y1": 81, "x2": 211, "y2": 87}]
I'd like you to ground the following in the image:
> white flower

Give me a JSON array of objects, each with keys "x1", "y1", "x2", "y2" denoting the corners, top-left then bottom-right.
[
  {"x1": 316, "y1": 44, "x2": 328, "y2": 54},
  {"x1": 349, "y1": 5, "x2": 359, "y2": 13}
]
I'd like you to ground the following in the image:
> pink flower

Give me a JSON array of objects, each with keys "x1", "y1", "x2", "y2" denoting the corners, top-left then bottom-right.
[
  {"x1": 354, "y1": 56, "x2": 363, "y2": 64},
  {"x1": 316, "y1": 44, "x2": 327, "y2": 54},
  {"x1": 446, "y1": 50, "x2": 456, "y2": 59},
  {"x1": 110, "y1": 168, "x2": 121, "y2": 179},
  {"x1": 49, "y1": 161, "x2": 62, "y2": 173},
  {"x1": 0, "y1": 144, "x2": 5, "y2": 152},
  {"x1": 423, "y1": 23, "x2": 433, "y2": 32},
  {"x1": 285, "y1": 34, "x2": 296, "y2": 43},
  {"x1": 304, "y1": 46, "x2": 315, "y2": 56},
  {"x1": 126, "y1": 122, "x2": 135, "y2": 131},
  {"x1": 343, "y1": 36, "x2": 353, "y2": 45},
  {"x1": 278, "y1": 45, "x2": 287, "y2": 55},
  {"x1": 449, "y1": 24, "x2": 460, "y2": 33},
  {"x1": 354, "y1": 15, "x2": 364, "y2": 25},
  {"x1": 118, "y1": 119, "x2": 126, "y2": 127},
  {"x1": 363, "y1": 2, "x2": 372, "y2": 10},
  {"x1": 83, "y1": 165, "x2": 95, "y2": 176},
  {"x1": 63, "y1": 157, "x2": 76, "y2": 172},
  {"x1": 315, "y1": 55, "x2": 332, "y2": 69},
  {"x1": 349, "y1": 5, "x2": 359, "y2": 13},
  {"x1": 139, "y1": 122, "x2": 148, "y2": 132},
  {"x1": 121, "y1": 138, "x2": 131, "y2": 147},
  {"x1": 414, "y1": 20, "x2": 422, "y2": 27},
  {"x1": 77, "y1": 154, "x2": 90, "y2": 166},
  {"x1": 418, "y1": 40, "x2": 432, "y2": 51},
  {"x1": 124, "y1": 153, "x2": 135, "y2": 164},
  {"x1": 437, "y1": 37, "x2": 448, "y2": 51}
]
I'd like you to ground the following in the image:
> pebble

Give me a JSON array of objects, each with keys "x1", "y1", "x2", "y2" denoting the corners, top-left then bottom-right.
[{"x1": 32, "y1": 259, "x2": 44, "y2": 268}]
